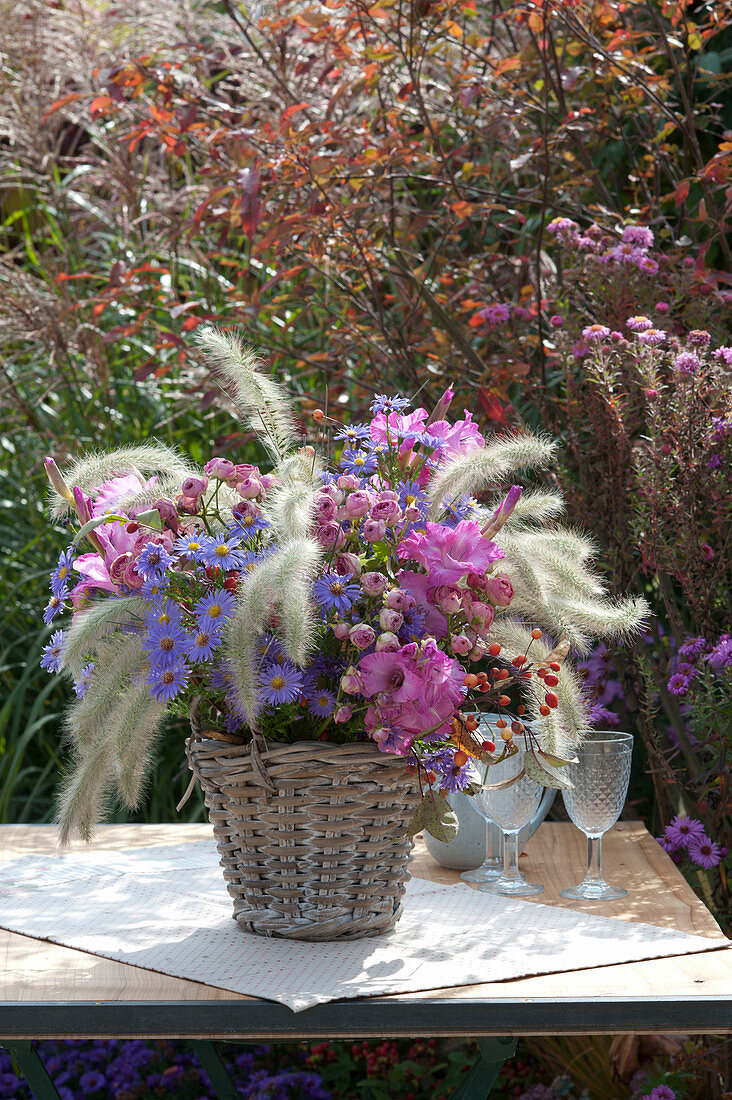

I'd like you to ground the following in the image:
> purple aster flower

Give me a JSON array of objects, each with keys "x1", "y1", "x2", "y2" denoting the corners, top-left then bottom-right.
[
  {"x1": 182, "y1": 626, "x2": 222, "y2": 663},
  {"x1": 333, "y1": 423, "x2": 371, "y2": 444},
  {"x1": 480, "y1": 303, "x2": 512, "y2": 325},
  {"x1": 637, "y1": 256, "x2": 659, "y2": 274},
  {"x1": 43, "y1": 594, "x2": 66, "y2": 624},
  {"x1": 582, "y1": 323, "x2": 611, "y2": 342},
  {"x1": 79, "y1": 1071, "x2": 107, "y2": 1091},
  {"x1": 667, "y1": 672, "x2": 690, "y2": 696},
  {"x1": 50, "y1": 547, "x2": 75, "y2": 599},
  {"x1": 626, "y1": 315, "x2": 653, "y2": 332},
  {"x1": 173, "y1": 531, "x2": 206, "y2": 560},
  {"x1": 673, "y1": 351, "x2": 701, "y2": 374},
  {"x1": 194, "y1": 590, "x2": 237, "y2": 628},
  {"x1": 308, "y1": 689, "x2": 336, "y2": 717},
  {"x1": 712, "y1": 345, "x2": 732, "y2": 366},
  {"x1": 688, "y1": 329, "x2": 711, "y2": 347},
  {"x1": 40, "y1": 629, "x2": 66, "y2": 672},
  {"x1": 145, "y1": 659, "x2": 190, "y2": 702},
  {"x1": 656, "y1": 835, "x2": 676, "y2": 854},
  {"x1": 706, "y1": 633, "x2": 732, "y2": 669},
  {"x1": 708, "y1": 453, "x2": 722, "y2": 470},
  {"x1": 200, "y1": 532, "x2": 245, "y2": 569},
  {"x1": 143, "y1": 622, "x2": 187, "y2": 668},
  {"x1": 259, "y1": 661, "x2": 303, "y2": 706},
  {"x1": 710, "y1": 416, "x2": 731, "y2": 443},
  {"x1": 73, "y1": 663, "x2": 95, "y2": 698},
  {"x1": 622, "y1": 224, "x2": 654, "y2": 249},
  {"x1": 664, "y1": 815, "x2": 705, "y2": 850},
  {"x1": 607, "y1": 242, "x2": 646, "y2": 265},
  {"x1": 679, "y1": 635, "x2": 708, "y2": 657},
  {"x1": 636, "y1": 328, "x2": 667, "y2": 346},
  {"x1": 369, "y1": 394, "x2": 410, "y2": 415},
  {"x1": 687, "y1": 834, "x2": 722, "y2": 870},
  {"x1": 231, "y1": 509, "x2": 270, "y2": 536},
  {"x1": 141, "y1": 573, "x2": 170, "y2": 600},
  {"x1": 137, "y1": 542, "x2": 173, "y2": 581},
  {"x1": 546, "y1": 216, "x2": 579, "y2": 239},
  {"x1": 339, "y1": 446, "x2": 378, "y2": 478},
  {"x1": 144, "y1": 599, "x2": 184, "y2": 630},
  {"x1": 398, "y1": 480, "x2": 428, "y2": 515},
  {"x1": 313, "y1": 571, "x2": 361, "y2": 614}
]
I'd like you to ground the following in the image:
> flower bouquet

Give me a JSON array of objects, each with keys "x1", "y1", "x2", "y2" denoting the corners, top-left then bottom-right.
[{"x1": 41, "y1": 328, "x2": 647, "y2": 939}]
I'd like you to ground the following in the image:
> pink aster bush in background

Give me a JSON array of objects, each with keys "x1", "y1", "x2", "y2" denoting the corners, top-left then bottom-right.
[{"x1": 40, "y1": 328, "x2": 647, "y2": 842}]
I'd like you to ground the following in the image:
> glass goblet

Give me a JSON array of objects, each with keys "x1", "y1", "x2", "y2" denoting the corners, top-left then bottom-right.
[
  {"x1": 473, "y1": 738, "x2": 544, "y2": 896},
  {"x1": 460, "y1": 822, "x2": 503, "y2": 884},
  {"x1": 561, "y1": 731, "x2": 633, "y2": 901}
]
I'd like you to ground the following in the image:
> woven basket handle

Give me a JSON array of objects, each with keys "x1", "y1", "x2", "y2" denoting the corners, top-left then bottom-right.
[{"x1": 249, "y1": 728, "x2": 278, "y2": 794}]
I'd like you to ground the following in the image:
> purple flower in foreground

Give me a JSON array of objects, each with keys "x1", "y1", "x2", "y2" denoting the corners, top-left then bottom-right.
[
  {"x1": 141, "y1": 573, "x2": 170, "y2": 601},
  {"x1": 664, "y1": 815, "x2": 705, "y2": 850},
  {"x1": 137, "y1": 542, "x2": 173, "y2": 581},
  {"x1": 636, "y1": 328, "x2": 666, "y2": 346},
  {"x1": 712, "y1": 345, "x2": 732, "y2": 366},
  {"x1": 667, "y1": 672, "x2": 690, "y2": 696},
  {"x1": 706, "y1": 634, "x2": 732, "y2": 670},
  {"x1": 673, "y1": 351, "x2": 701, "y2": 375},
  {"x1": 313, "y1": 571, "x2": 361, "y2": 615},
  {"x1": 40, "y1": 630, "x2": 66, "y2": 672},
  {"x1": 145, "y1": 659, "x2": 190, "y2": 702},
  {"x1": 143, "y1": 622, "x2": 187, "y2": 668},
  {"x1": 641, "y1": 1086, "x2": 675, "y2": 1100},
  {"x1": 50, "y1": 547, "x2": 75, "y2": 599},
  {"x1": 687, "y1": 834, "x2": 722, "y2": 870},
  {"x1": 307, "y1": 689, "x2": 336, "y2": 718},
  {"x1": 173, "y1": 532, "x2": 206, "y2": 561},
  {"x1": 200, "y1": 532, "x2": 245, "y2": 570},
  {"x1": 688, "y1": 329, "x2": 711, "y2": 347},
  {"x1": 194, "y1": 590, "x2": 237, "y2": 629},
  {"x1": 369, "y1": 394, "x2": 410, "y2": 415},
  {"x1": 259, "y1": 661, "x2": 303, "y2": 706},
  {"x1": 182, "y1": 626, "x2": 222, "y2": 663},
  {"x1": 582, "y1": 324, "x2": 611, "y2": 343},
  {"x1": 622, "y1": 224, "x2": 654, "y2": 249},
  {"x1": 43, "y1": 594, "x2": 65, "y2": 624},
  {"x1": 626, "y1": 315, "x2": 653, "y2": 332}
]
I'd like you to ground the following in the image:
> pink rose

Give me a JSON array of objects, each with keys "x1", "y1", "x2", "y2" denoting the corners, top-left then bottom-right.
[
  {"x1": 362, "y1": 519, "x2": 386, "y2": 543},
  {"x1": 384, "y1": 588, "x2": 409, "y2": 611},
  {"x1": 350, "y1": 623, "x2": 376, "y2": 650},
  {"x1": 314, "y1": 494, "x2": 337, "y2": 523},
  {"x1": 108, "y1": 553, "x2": 134, "y2": 586},
  {"x1": 176, "y1": 494, "x2": 201, "y2": 515},
  {"x1": 204, "y1": 457, "x2": 235, "y2": 480},
  {"x1": 361, "y1": 571, "x2": 388, "y2": 596},
  {"x1": 467, "y1": 600, "x2": 495, "y2": 631},
  {"x1": 467, "y1": 571, "x2": 487, "y2": 591},
  {"x1": 376, "y1": 632, "x2": 401, "y2": 652},
  {"x1": 343, "y1": 490, "x2": 373, "y2": 518},
  {"x1": 331, "y1": 622, "x2": 350, "y2": 640},
  {"x1": 237, "y1": 476, "x2": 262, "y2": 500},
  {"x1": 484, "y1": 574, "x2": 514, "y2": 607},
  {"x1": 370, "y1": 498, "x2": 401, "y2": 526},
  {"x1": 450, "y1": 634, "x2": 472, "y2": 656},
  {"x1": 122, "y1": 560, "x2": 143, "y2": 589},
  {"x1": 151, "y1": 498, "x2": 180, "y2": 532},
  {"x1": 340, "y1": 667, "x2": 364, "y2": 694},
  {"x1": 316, "y1": 522, "x2": 345, "y2": 550},
  {"x1": 335, "y1": 552, "x2": 362, "y2": 578},
  {"x1": 181, "y1": 475, "x2": 209, "y2": 500},
  {"x1": 433, "y1": 584, "x2": 463, "y2": 614},
  {"x1": 334, "y1": 705, "x2": 353, "y2": 723},
  {"x1": 337, "y1": 474, "x2": 360, "y2": 491},
  {"x1": 379, "y1": 608, "x2": 403, "y2": 633}
]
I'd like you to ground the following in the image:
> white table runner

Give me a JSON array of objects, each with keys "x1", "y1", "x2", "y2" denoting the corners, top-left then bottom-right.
[{"x1": 0, "y1": 840, "x2": 727, "y2": 1012}]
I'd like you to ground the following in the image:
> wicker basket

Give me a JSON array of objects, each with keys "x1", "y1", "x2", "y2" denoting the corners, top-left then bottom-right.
[{"x1": 186, "y1": 727, "x2": 422, "y2": 941}]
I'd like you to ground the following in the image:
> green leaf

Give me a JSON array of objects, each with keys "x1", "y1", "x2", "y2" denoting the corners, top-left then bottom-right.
[
  {"x1": 403, "y1": 800, "x2": 425, "y2": 838},
  {"x1": 524, "y1": 751, "x2": 574, "y2": 790},
  {"x1": 421, "y1": 789, "x2": 459, "y2": 843},
  {"x1": 136, "y1": 508, "x2": 163, "y2": 530},
  {"x1": 72, "y1": 513, "x2": 128, "y2": 544}
]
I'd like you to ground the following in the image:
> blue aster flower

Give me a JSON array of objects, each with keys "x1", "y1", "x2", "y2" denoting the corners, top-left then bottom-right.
[
  {"x1": 173, "y1": 531, "x2": 206, "y2": 561},
  {"x1": 307, "y1": 689, "x2": 336, "y2": 718},
  {"x1": 416, "y1": 432, "x2": 448, "y2": 451},
  {"x1": 144, "y1": 599, "x2": 184, "y2": 630},
  {"x1": 137, "y1": 542, "x2": 173, "y2": 581},
  {"x1": 312, "y1": 571, "x2": 361, "y2": 614},
  {"x1": 200, "y1": 532, "x2": 245, "y2": 570},
  {"x1": 143, "y1": 621, "x2": 188, "y2": 668},
  {"x1": 369, "y1": 394, "x2": 411, "y2": 414},
  {"x1": 259, "y1": 660, "x2": 303, "y2": 706},
  {"x1": 441, "y1": 494, "x2": 476, "y2": 528},
  {"x1": 194, "y1": 590, "x2": 237, "y2": 629},
  {"x1": 145, "y1": 658, "x2": 190, "y2": 702},
  {"x1": 230, "y1": 510, "x2": 270, "y2": 537},
  {"x1": 333, "y1": 423, "x2": 372, "y2": 444},
  {"x1": 253, "y1": 631, "x2": 285, "y2": 663},
  {"x1": 50, "y1": 547, "x2": 75, "y2": 599},
  {"x1": 40, "y1": 630, "x2": 66, "y2": 672},
  {"x1": 398, "y1": 479, "x2": 429, "y2": 516},
  {"x1": 399, "y1": 607, "x2": 426, "y2": 643},
  {"x1": 141, "y1": 573, "x2": 170, "y2": 600},
  {"x1": 73, "y1": 663, "x2": 95, "y2": 698},
  {"x1": 339, "y1": 447, "x2": 378, "y2": 478},
  {"x1": 43, "y1": 594, "x2": 66, "y2": 624},
  {"x1": 181, "y1": 625, "x2": 223, "y2": 663}
]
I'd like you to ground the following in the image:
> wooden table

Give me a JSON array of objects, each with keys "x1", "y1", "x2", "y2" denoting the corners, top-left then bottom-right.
[{"x1": 1, "y1": 821, "x2": 729, "y2": 1041}]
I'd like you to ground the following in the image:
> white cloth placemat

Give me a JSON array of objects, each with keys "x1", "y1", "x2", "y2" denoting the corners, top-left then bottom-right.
[{"x1": 0, "y1": 840, "x2": 726, "y2": 1012}]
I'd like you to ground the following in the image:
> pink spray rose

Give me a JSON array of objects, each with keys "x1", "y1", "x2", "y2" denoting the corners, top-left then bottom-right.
[
  {"x1": 384, "y1": 588, "x2": 409, "y2": 611},
  {"x1": 484, "y1": 574, "x2": 515, "y2": 607},
  {"x1": 236, "y1": 476, "x2": 262, "y2": 500},
  {"x1": 376, "y1": 632, "x2": 401, "y2": 652},
  {"x1": 204, "y1": 457, "x2": 235, "y2": 480},
  {"x1": 369, "y1": 497, "x2": 402, "y2": 526},
  {"x1": 362, "y1": 518, "x2": 386, "y2": 543},
  {"x1": 379, "y1": 608, "x2": 403, "y2": 633},
  {"x1": 334, "y1": 552, "x2": 362, "y2": 578},
  {"x1": 342, "y1": 490, "x2": 373, "y2": 518},
  {"x1": 181, "y1": 475, "x2": 209, "y2": 500},
  {"x1": 350, "y1": 623, "x2": 376, "y2": 650},
  {"x1": 433, "y1": 584, "x2": 463, "y2": 614},
  {"x1": 334, "y1": 705, "x2": 353, "y2": 723},
  {"x1": 314, "y1": 494, "x2": 338, "y2": 523},
  {"x1": 361, "y1": 571, "x2": 388, "y2": 596}
]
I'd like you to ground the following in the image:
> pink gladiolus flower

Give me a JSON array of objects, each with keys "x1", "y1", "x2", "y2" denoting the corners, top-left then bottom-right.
[
  {"x1": 397, "y1": 520, "x2": 504, "y2": 586},
  {"x1": 369, "y1": 408, "x2": 428, "y2": 446},
  {"x1": 426, "y1": 412, "x2": 485, "y2": 460}
]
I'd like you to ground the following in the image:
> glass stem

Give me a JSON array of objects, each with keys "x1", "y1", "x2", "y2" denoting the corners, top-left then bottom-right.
[
  {"x1": 585, "y1": 834, "x2": 604, "y2": 885},
  {"x1": 503, "y1": 831, "x2": 521, "y2": 882}
]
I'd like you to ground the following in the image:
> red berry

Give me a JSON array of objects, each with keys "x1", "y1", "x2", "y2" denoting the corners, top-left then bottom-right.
[
  {"x1": 488, "y1": 642, "x2": 501, "y2": 656},
  {"x1": 537, "y1": 667, "x2": 547, "y2": 678},
  {"x1": 454, "y1": 750, "x2": 469, "y2": 767},
  {"x1": 498, "y1": 694, "x2": 511, "y2": 706},
  {"x1": 549, "y1": 661, "x2": 561, "y2": 671},
  {"x1": 497, "y1": 669, "x2": 510, "y2": 681},
  {"x1": 517, "y1": 704, "x2": 525, "y2": 715},
  {"x1": 512, "y1": 655, "x2": 526, "y2": 668},
  {"x1": 482, "y1": 740, "x2": 496, "y2": 753},
  {"x1": 544, "y1": 692, "x2": 559, "y2": 708},
  {"x1": 126, "y1": 521, "x2": 139, "y2": 533},
  {"x1": 539, "y1": 704, "x2": 551, "y2": 716},
  {"x1": 511, "y1": 720, "x2": 524, "y2": 734},
  {"x1": 544, "y1": 673, "x2": 559, "y2": 686}
]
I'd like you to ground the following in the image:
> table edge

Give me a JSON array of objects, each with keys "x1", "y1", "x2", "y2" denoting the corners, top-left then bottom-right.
[{"x1": 1, "y1": 996, "x2": 730, "y2": 1040}]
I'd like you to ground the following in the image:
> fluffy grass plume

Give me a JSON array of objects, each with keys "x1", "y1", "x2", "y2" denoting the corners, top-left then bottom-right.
[
  {"x1": 60, "y1": 596, "x2": 147, "y2": 679},
  {"x1": 264, "y1": 452, "x2": 323, "y2": 543},
  {"x1": 196, "y1": 326, "x2": 300, "y2": 462},
  {"x1": 225, "y1": 538, "x2": 323, "y2": 726},
  {"x1": 56, "y1": 739, "x2": 118, "y2": 844},
  {"x1": 49, "y1": 443, "x2": 198, "y2": 520},
  {"x1": 427, "y1": 432, "x2": 557, "y2": 518},
  {"x1": 486, "y1": 489, "x2": 566, "y2": 530},
  {"x1": 63, "y1": 635, "x2": 147, "y2": 751},
  {"x1": 113, "y1": 687, "x2": 169, "y2": 810}
]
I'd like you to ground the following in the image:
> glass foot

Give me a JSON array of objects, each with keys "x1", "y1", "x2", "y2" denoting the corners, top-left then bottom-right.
[
  {"x1": 478, "y1": 877, "x2": 544, "y2": 897},
  {"x1": 561, "y1": 882, "x2": 627, "y2": 900},
  {"x1": 461, "y1": 862, "x2": 502, "y2": 884}
]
